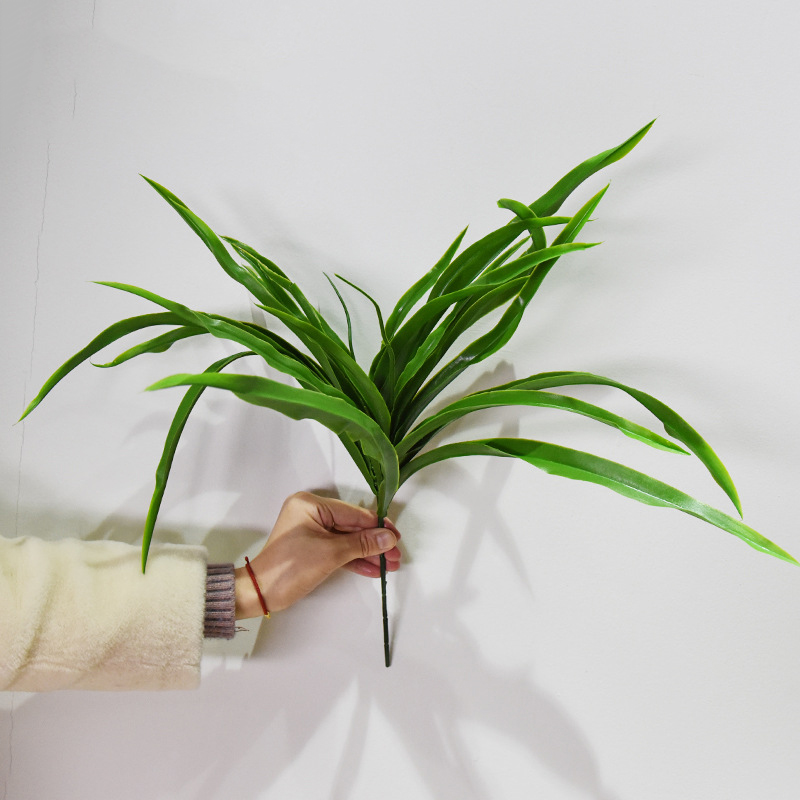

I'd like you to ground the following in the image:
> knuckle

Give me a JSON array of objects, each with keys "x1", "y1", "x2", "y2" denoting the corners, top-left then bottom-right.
[{"x1": 284, "y1": 491, "x2": 310, "y2": 512}]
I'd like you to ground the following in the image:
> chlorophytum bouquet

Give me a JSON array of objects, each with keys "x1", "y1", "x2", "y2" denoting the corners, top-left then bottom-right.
[{"x1": 22, "y1": 122, "x2": 796, "y2": 666}]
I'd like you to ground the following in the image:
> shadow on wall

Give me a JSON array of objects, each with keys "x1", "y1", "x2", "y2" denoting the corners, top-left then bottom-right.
[
  {"x1": 2, "y1": 499, "x2": 618, "y2": 800},
  {"x1": 1, "y1": 378, "x2": 619, "y2": 800}
]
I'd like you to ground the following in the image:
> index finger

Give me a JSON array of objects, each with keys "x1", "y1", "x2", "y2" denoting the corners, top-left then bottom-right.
[{"x1": 311, "y1": 494, "x2": 382, "y2": 532}]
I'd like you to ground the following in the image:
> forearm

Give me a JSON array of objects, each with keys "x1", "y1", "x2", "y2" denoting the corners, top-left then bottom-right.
[{"x1": 1, "y1": 536, "x2": 207, "y2": 692}]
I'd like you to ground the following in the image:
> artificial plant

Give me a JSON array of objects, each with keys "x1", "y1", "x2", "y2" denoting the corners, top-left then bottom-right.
[{"x1": 21, "y1": 122, "x2": 796, "y2": 667}]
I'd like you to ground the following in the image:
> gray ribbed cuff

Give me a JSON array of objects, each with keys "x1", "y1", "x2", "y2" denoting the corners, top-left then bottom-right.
[{"x1": 204, "y1": 563, "x2": 236, "y2": 639}]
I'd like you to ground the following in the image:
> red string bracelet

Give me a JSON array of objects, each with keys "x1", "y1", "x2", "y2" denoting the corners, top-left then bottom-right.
[{"x1": 244, "y1": 556, "x2": 270, "y2": 618}]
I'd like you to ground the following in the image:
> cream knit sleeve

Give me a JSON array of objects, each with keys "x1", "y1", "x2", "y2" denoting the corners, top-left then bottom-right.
[{"x1": 0, "y1": 536, "x2": 208, "y2": 692}]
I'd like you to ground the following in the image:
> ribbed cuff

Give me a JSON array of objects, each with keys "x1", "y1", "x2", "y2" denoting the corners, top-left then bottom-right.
[{"x1": 204, "y1": 563, "x2": 236, "y2": 639}]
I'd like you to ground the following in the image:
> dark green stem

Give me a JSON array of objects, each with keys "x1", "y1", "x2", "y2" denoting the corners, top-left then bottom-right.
[{"x1": 378, "y1": 516, "x2": 390, "y2": 667}]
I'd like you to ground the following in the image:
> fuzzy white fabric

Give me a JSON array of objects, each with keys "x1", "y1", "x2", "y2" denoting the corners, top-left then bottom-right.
[{"x1": 0, "y1": 536, "x2": 207, "y2": 692}]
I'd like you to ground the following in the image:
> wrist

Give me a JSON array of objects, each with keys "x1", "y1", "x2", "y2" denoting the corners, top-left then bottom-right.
[{"x1": 234, "y1": 560, "x2": 270, "y2": 619}]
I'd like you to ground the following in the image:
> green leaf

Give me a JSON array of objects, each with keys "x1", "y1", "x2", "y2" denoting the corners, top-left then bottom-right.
[
  {"x1": 232, "y1": 319, "x2": 328, "y2": 382},
  {"x1": 148, "y1": 371, "x2": 399, "y2": 517},
  {"x1": 420, "y1": 121, "x2": 652, "y2": 304},
  {"x1": 255, "y1": 294, "x2": 347, "y2": 391},
  {"x1": 277, "y1": 280, "x2": 349, "y2": 350},
  {"x1": 225, "y1": 237, "x2": 303, "y2": 316},
  {"x1": 255, "y1": 300, "x2": 392, "y2": 433},
  {"x1": 221, "y1": 236, "x2": 290, "y2": 279},
  {"x1": 141, "y1": 177, "x2": 272, "y2": 305},
  {"x1": 475, "y1": 241, "x2": 599, "y2": 286},
  {"x1": 496, "y1": 205, "x2": 572, "y2": 230},
  {"x1": 231, "y1": 254, "x2": 351, "y2": 353},
  {"x1": 390, "y1": 275, "x2": 529, "y2": 424},
  {"x1": 483, "y1": 238, "x2": 530, "y2": 273},
  {"x1": 391, "y1": 239, "x2": 600, "y2": 409},
  {"x1": 371, "y1": 280, "x2": 499, "y2": 390},
  {"x1": 334, "y1": 274, "x2": 389, "y2": 344},
  {"x1": 386, "y1": 241, "x2": 594, "y2": 395},
  {"x1": 324, "y1": 274, "x2": 355, "y2": 357},
  {"x1": 19, "y1": 312, "x2": 185, "y2": 420},
  {"x1": 384, "y1": 227, "x2": 468, "y2": 339},
  {"x1": 338, "y1": 434, "x2": 379, "y2": 494},
  {"x1": 529, "y1": 120, "x2": 655, "y2": 217},
  {"x1": 376, "y1": 122, "x2": 651, "y2": 400},
  {"x1": 395, "y1": 187, "x2": 609, "y2": 433},
  {"x1": 490, "y1": 370, "x2": 743, "y2": 516},
  {"x1": 428, "y1": 220, "x2": 528, "y2": 300},
  {"x1": 94, "y1": 326, "x2": 205, "y2": 368},
  {"x1": 400, "y1": 437, "x2": 796, "y2": 566},
  {"x1": 223, "y1": 239, "x2": 350, "y2": 361},
  {"x1": 95, "y1": 282, "x2": 340, "y2": 396},
  {"x1": 397, "y1": 388, "x2": 689, "y2": 463},
  {"x1": 496, "y1": 199, "x2": 548, "y2": 251},
  {"x1": 141, "y1": 351, "x2": 254, "y2": 571}
]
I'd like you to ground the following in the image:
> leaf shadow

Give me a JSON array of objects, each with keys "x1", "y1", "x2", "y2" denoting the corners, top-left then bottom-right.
[{"x1": 4, "y1": 365, "x2": 619, "y2": 800}]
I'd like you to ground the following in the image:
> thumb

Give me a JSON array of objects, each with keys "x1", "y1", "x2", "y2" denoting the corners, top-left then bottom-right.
[{"x1": 332, "y1": 526, "x2": 397, "y2": 566}]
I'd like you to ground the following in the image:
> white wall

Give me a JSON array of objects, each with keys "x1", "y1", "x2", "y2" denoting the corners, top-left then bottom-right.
[{"x1": 2, "y1": 1, "x2": 800, "y2": 798}]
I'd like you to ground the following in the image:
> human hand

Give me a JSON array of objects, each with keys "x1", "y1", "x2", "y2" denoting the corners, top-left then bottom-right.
[{"x1": 234, "y1": 492, "x2": 401, "y2": 618}]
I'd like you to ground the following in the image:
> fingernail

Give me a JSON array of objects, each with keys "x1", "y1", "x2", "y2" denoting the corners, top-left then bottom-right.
[{"x1": 377, "y1": 531, "x2": 394, "y2": 549}]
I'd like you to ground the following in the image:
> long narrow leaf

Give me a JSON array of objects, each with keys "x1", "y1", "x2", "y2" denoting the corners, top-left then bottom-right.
[
  {"x1": 233, "y1": 319, "x2": 329, "y2": 382},
  {"x1": 255, "y1": 300, "x2": 392, "y2": 433},
  {"x1": 389, "y1": 241, "x2": 594, "y2": 382},
  {"x1": 529, "y1": 120, "x2": 655, "y2": 217},
  {"x1": 428, "y1": 220, "x2": 528, "y2": 300},
  {"x1": 94, "y1": 326, "x2": 205, "y2": 368},
  {"x1": 20, "y1": 312, "x2": 185, "y2": 420},
  {"x1": 338, "y1": 434, "x2": 379, "y2": 493},
  {"x1": 226, "y1": 239, "x2": 304, "y2": 317},
  {"x1": 96, "y1": 282, "x2": 341, "y2": 396},
  {"x1": 397, "y1": 389, "x2": 689, "y2": 463},
  {"x1": 141, "y1": 177, "x2": 272, "y2": 305},
  {"x1": 489, "y1": 370, "x2": 743, "y2": 516},
  {"x1": 372, "y1": 279, "x2": 511, "y2": 390},
  {"x1": 496, "y1": 205, "x2": 572, "y2": 230},
  {"x1": 324, "y1": 274, "x2": 355, "y2": 357},
  {"x1": 330, "y1": 273, "x2": 398, "y2": 400},
  {"x1": 483, "y1": 238, "x2": 530, "y2": 273},
  {"x1": 384, "y1": 227, "x2": 468, "y2": 339},
  {"x1": 147, "y1": 371, "x2": 399, "y2": 516},
  {"x1": 390, "y1": 276, "x2": 529, "y2": 422},
  {"x1": 475, "y1": 241, "x2": 599, "y2": 286},
  {"x1": 423, "y1": 122, "x2": 652, "y2": 303},
  {"x1": 497, "y1": 199, "x2": 548, "y2": 251},
  {"x1": 396, "y1": 187, "x2": 609, "y2": 433},
  {"x1": 254, "y1": 295, "x2": 347, "y2": 391},
  {"x1": 224, "y1": 240, "x2": 337, "y2": 351},
  {"x1": 142, "y1": 350, "x2": 254, "y2": 570},
  {"x1": 250, "y1": 266, "x2": 350, "y2": 351},
  {"x1": 400, "y1": 437, "x2": 796, "y2": 565},
  {"x1": 334, "y1": 274, "x2": 389, "y2": 344},
  {"x1": 401, "y1": 121, "x2": 649, "y2": 328},
  {"x1": 221, "y1": 236, "x2": 290, "y2": 279}
]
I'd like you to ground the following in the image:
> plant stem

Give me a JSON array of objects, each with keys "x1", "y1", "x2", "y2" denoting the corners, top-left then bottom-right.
[{"x1": 378, "y1": 516, "x2": 390, "y2": 667}]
